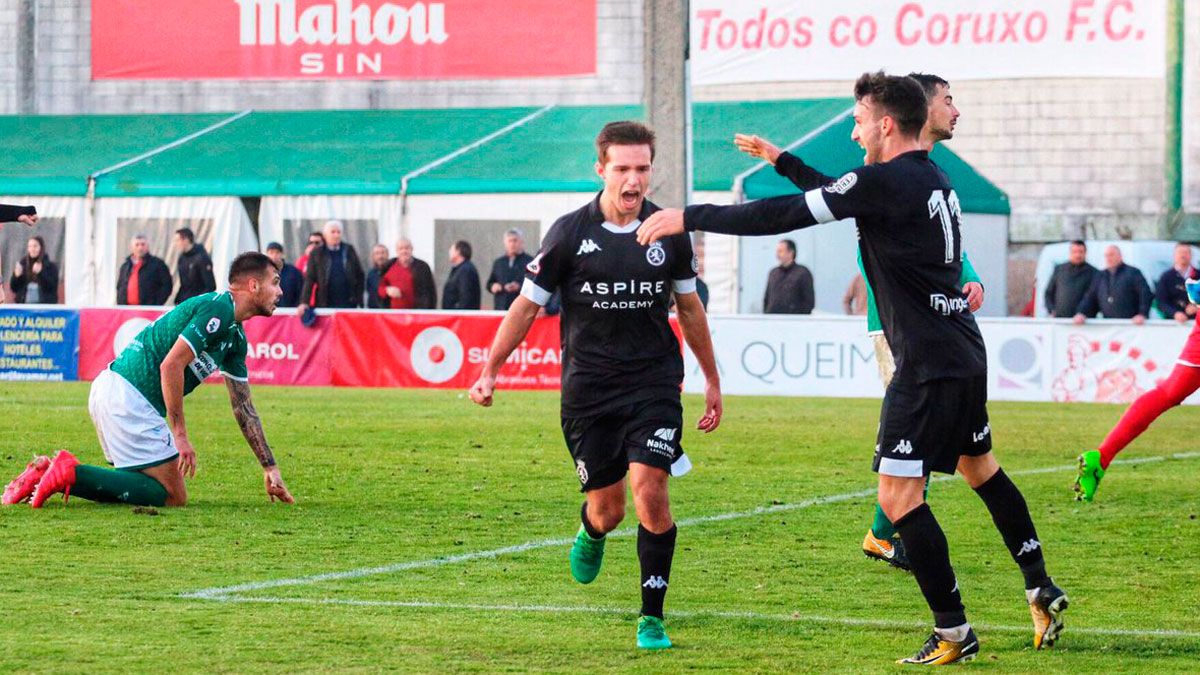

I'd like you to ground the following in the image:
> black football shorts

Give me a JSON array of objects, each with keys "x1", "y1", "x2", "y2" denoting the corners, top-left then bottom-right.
[
  {"x1": 873, "y1": 374, "x2": 992, "y2": 477},
  {"x1": 561, "y1": 397, "x2": 683, "y2": 491}
]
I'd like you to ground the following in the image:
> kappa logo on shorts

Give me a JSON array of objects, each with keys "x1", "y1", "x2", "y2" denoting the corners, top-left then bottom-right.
[
  {"x1": 646, "y1": 241, "x2": 666, "y2": 267},
  {"x1": 642, "y1": 576, "x2": 668, "y2": 589},
  {"x1": 206, "y1": 317, "x2": 221, "y2": 334},
  {"x1": 893, "y1": 439, "x2": 914, "y2": 455},
  {"x1": 576, "y1": 239, "x2": 602, "y2": 256},
  {"x1": 653, "y1": 428, "x2": 677, "y2": 441},
  {"x1": 575, "y1": 459, "x2": 588, "y2": 485}
]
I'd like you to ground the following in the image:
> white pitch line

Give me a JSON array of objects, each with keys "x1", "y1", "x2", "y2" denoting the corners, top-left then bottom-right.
[
  {"x1": 201, "y1": 595, "x2": 1200, "y2": 640},
  {"x1": 181, "y1": 451, "x2": 1200, "y2": 600}
]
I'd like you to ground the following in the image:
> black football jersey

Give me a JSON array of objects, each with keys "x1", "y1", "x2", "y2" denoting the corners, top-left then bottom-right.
[
  {"x1": 523, "y1": 194, "x2": 698, "y2": 418},
  {"x1": 685, "y1": 150, "x2": 986, "y2": 383}
]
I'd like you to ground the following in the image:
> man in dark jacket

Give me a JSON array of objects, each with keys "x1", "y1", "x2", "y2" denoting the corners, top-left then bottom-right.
[
  {"x1": 117, "y1": 234, "x2": 172, "y2": 305},
  {"x1": 763, "y1": 239, "x2": 814, "y2": 314},
  {"x1": 365, "y1": 244, "x2": 390, "y2": 309},
  {"x1": 1155, "y1": 242, "x2": 1199, "y2": 323},
  {"x1": 265, "y1": 242, "x2": 303, "y2": 308},
  {"x1": 172, "y1": 228, "x2": 216, "y2": 304},
  {"x1": 486, "y1": 228, "x2": 534, "y2": 310},
  {"x1": 297, "y1": 220, "x2": 365, "y2": 313},
  {"x1": 442, "y1": 240, "x2": 481, "y2": 310},
  {"x1": 1074, "y1": 245, "x2": 1153, "y2": 324},
  {"x1": 378, "y1": 238, "x2": 437, "y2": 309},
  {"x1": 1044, "y1": 240, "x2": 1098, "y2": 318}
]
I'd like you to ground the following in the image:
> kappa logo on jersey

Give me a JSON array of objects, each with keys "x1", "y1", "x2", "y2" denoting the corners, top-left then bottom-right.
[
  {"x1": 973, "y1": 424, "x2": 991, "y2": 443},
  {"x1": 646, "y1": 241, "x2": 666, "y2": 266},
  {"x1": 526, "y1": 253, "x2": 543, "y2": 274},
  {"x1": 825, "y1": 172, "x2": 858, "y2": 195},
  {"x1": 653, "y1": 428, "x2": 677, "y2": 441},
  {"x1": 206, "y1": 317, "x2": 221, "y2": 334},
  {"x1": 893, "y1": 439, "x2": 914, "y2": 455},
  {"x1": 930, "y1": 293, "x2": 970, "y2": 316},
  {"x1": 576, "y1": 239, "x2": 602, "y2": 256},
  {"x1": 1017, "y1": 539, "x2": 1041, "y2": 556},
  {"x1": 642, "y1": 576, "x2": 668, "y2": 589},
  {"x1": 575, "y1": 459, "x2": 589, "y2": 485}
]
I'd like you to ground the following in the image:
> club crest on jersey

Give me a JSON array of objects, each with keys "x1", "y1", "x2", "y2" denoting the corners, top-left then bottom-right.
[
  {"x1": 206, "y1": 317, "x2": 221, "y2": 333},
  {"x1": 825, "y1": 172, "x2": 858, "y2": 195},
  {"x1": 646, "y1": 241, "x2": 666, "y2": 267},
  {"x1": 526, "y1": 253, "x2": 543, "y2": 274}
]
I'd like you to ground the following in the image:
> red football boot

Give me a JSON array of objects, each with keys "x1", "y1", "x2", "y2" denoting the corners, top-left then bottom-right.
[
  {"x1": 2, "y1": 455, "x2": 51, "y2": 505},
  {"x1": 30, "y1": 450, "x2": 80, "y2": 509}
]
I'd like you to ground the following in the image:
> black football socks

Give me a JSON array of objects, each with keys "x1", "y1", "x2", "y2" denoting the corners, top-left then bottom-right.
[
  {"x1": 637, "y1": 524, "x2": 677, "y2": 619},
  {"x1": 894, "y1": 503, "x2": 968, "y2": 630},
  {"x1": 973, "y1": 469, "x2": 1052, "y2": 590}
]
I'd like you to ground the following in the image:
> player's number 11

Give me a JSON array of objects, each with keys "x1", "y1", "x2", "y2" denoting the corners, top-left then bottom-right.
[{"x1": 927, "y1": 190, "x2": 962, "y2": 264}]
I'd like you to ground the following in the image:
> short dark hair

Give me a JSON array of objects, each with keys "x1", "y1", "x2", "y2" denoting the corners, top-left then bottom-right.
[
  {"x1": 308, "y1": 231, "x2": 326, "y2": 244},
  {"x1": 265, "y1": 241, "x2": 284, "y2": 253},
  {"x1": 229, "y1": 251, "x2": 278, "y2": 284},
  {"x1": 907, "y1": 72, "x2": 949, "y2": 99},
  {"x1": 596, "y1": 121, "x2": 656, "y2": 164},
  {"x1": 1069, "y1": 239, "x2": 1087, "y2": 249},
  {"x1": 453, "y1": 240, "x2": 472, "y2": 260},
  {"x1": 853, "y1": 71, "x2": 928, "y2": 138},
  {"x1": 780, "y1": 239, "x2": 797, "y2": 255},
  {"x1": 175, "y1": 227, "x2": 196, "y2": 243}
]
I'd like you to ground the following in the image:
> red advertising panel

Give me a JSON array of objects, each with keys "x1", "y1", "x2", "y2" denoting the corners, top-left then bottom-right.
[
  {"x1": 92, "y1": 0, "x2": 597, "y2": 80},
  {"x1": 333, "y1": 312, "x2": 561, "y2": 389},
  {"x1": 79, "y1": 309, "x2": 333, "y2": 386}
]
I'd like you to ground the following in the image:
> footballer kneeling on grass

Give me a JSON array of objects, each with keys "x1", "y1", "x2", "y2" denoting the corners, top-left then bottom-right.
[
  {"x1": 3, "y1": 252, "x2": 294, "y2": 509},
  {"x1": 469, "y1": 121, "x2": 722, "y2": 651}
]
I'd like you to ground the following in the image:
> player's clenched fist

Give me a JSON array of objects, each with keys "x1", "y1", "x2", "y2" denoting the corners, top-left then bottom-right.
[{"x1": 468, "y1": 375, "x2": 495, "y2": 407}]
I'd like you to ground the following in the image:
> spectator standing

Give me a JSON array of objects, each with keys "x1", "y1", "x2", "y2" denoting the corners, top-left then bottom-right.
[
  {"x1": 763, "y1": 239, "x2": 814, "y2": 314},
  {"x1": 117, "y1": 234, "x2": 172, "y2": 306},
  {"x1": 295, "y1": 231, "x2": 324, "y2": 275},
  {"x1": 172, "y1": 227, "x2": 216, "y2": 304},
  {"x1": 379, "y1": 237, "x2": 437, "y2": 309},
  {"x1": 265, "y1": 242, "x2": 303, "y2": 308},
  {"x1": 298, "y1": 220, "x2": 365, "y2": 313},
  {"x1": 1155, "y1": 242, "x2": 1199, "y2": 323},
  {"x1": 486, "y1": 228, "x2": 534, "y2": 310},
  {"x1": 1074, "y1": 245, "x2": 1153, "y2": 324},
  {"x1": 1044, "y1": 240, "x2": 1098, "y2": 318},
  {"x1": 842, "y1": 273, "x2": 868, "y2": 315},
  {"x1": 442, "y1": 240, "x2": 481, "y2": 310},
  {"x1": 365, "y1": 244, "x2": 390, "y2": 309},
  {"x1": 9, "y1": 235, "x2": 59, "y2": 304}
]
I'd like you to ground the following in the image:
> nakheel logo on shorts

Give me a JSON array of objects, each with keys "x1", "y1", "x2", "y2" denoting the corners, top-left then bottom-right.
[
  {"x1": 410, "y1": 326, "x2": 464, "y2": 384},
  {"x1": 653, "y1": 428, "x2": 677, "y2": 442}
]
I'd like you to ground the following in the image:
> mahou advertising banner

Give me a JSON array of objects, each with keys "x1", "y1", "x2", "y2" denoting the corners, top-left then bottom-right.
[
  {"x1": 92, "y1": 0, "x2": 597, "y2": 80},
  {"x1": 691, "y1": 0, "x2": 1166, "y2": 85}
]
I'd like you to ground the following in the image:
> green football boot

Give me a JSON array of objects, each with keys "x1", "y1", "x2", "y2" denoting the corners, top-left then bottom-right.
[
  {"x1": 1074, "y1": 450, "x2": 1106, "y2": 502},
  {"x1": 637, "y1": 615, "x2": 672, "y2": 650},
  {"x1": 569, "y1": 526, "x2": 606, "y2": 584}
]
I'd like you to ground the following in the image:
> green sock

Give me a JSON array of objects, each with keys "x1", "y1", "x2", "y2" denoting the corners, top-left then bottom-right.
[
  {"x1": 71, "y1": 465, "x2": 168, "y2": 506},
  {"x1": 871, "y1": 476, "x2": 932, "y2": 539}
]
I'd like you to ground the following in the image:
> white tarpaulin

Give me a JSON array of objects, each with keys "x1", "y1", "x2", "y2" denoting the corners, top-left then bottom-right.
[
  {"x1": 259, "y1": 195, "x2": 403, "y2": 266},
  {"x1": 684, "y1": 315, "x2": 1200, "y2": 405},
  {"x1": 92, "y1": 197, "x2": 256, "y2": 306},
  {"x1": 0, "y1": 196, "x2": 88, "y2": 305},
  {"x1": 691, "y1": 0, "x2": 1167, "y2": 85}
]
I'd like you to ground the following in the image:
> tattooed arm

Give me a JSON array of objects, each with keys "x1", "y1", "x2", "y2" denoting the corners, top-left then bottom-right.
[{"x1": 226, "y1": 376, "x2": 295, "y2": 504}]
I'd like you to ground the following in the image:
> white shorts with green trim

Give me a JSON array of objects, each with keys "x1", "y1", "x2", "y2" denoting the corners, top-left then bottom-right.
[{"x1": 88, "y1": 369, "x2": 179, "y2": 470}]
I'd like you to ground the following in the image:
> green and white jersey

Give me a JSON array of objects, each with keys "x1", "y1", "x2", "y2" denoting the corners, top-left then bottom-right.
[{"x1": 110, "y1": 291, "x2": 249, "y2": 416}]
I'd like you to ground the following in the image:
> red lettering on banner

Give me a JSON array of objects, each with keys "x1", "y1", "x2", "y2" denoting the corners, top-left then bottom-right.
[
  {"x1": 1025, "y1": 11, "x2": 1048, "y2": 42},
  {"x1": 717, "y1": 19, "x2": 738, "y2": 49},
  {"x1": 92, "y1": 0, "x2": 596, "y2": 80},
  {"x1": 999, "y1": 11, "x2": 1021, "y2": 43},
  {"x1": 895, "y1": 3, "x2": 922, "y2": 46},
  {"x1": 927, "y1": 13, "x2": 949, "y2": 45},
  {"x1": 743, "y1": 8, "x2": 767, "y2": 49},
  {"x1": 767, "y1": 17, "x2": 788, "y2": 48},
  {"x1": 1067, "y1": 0, "x2": 1094, "y2": 41},
  {"x1": 1105, "y1": 0, "x2": 1135, "y2": 41},
  {"x1": 696, "y1": 8, "x2": 721, "y2": 49},
  {"x1": 830, "y1": 16, "x2": 851, "y2": 47},
  {"x1": 792, "y1": 17, "x2": 813, "y2": 47}
]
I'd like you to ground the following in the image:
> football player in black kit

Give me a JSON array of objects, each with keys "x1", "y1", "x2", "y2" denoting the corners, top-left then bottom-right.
[
  {"x1": 636, "y1": 73, "x2": 1067, "y2": 665},
  {"x1": 469, "y1": 121, "x2": 723, "y2": 651}
]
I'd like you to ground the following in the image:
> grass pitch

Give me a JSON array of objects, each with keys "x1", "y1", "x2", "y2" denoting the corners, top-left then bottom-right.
[{"x1": 1, "y1": 383, "x2": 1198, "y2": 673}]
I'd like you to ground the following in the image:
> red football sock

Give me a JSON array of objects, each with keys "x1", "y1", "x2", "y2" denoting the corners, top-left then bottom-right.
[{"x1": 1097, "y1": 365, "x2": 1200, "y2": 469}]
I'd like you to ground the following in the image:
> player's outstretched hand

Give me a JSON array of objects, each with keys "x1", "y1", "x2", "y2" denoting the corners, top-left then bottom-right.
[
  {"x1": 176, "y1": 436, "x2": 197, "y2": 479},
  {"x1": 636, "y1": 209, "x2": 685, "y2": 246},
  {"x1": 264, "y1": 467, "x2": 294, "y2": 504},
  {"x1": 468, "y1": 374, "x2": 496, "y2": 407},
  {"x1": 697, "y1": 380, "x2": 723, "y2": 433},
  {"x1": 733, "y1": 134, "x2": 782, "y2": 165},
  {"x1": 17, "y1": 213, "x2": 38, "y2": 227},
  {"x1": 963, "y1": 281, "x2": 984, "y2": 312}
]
